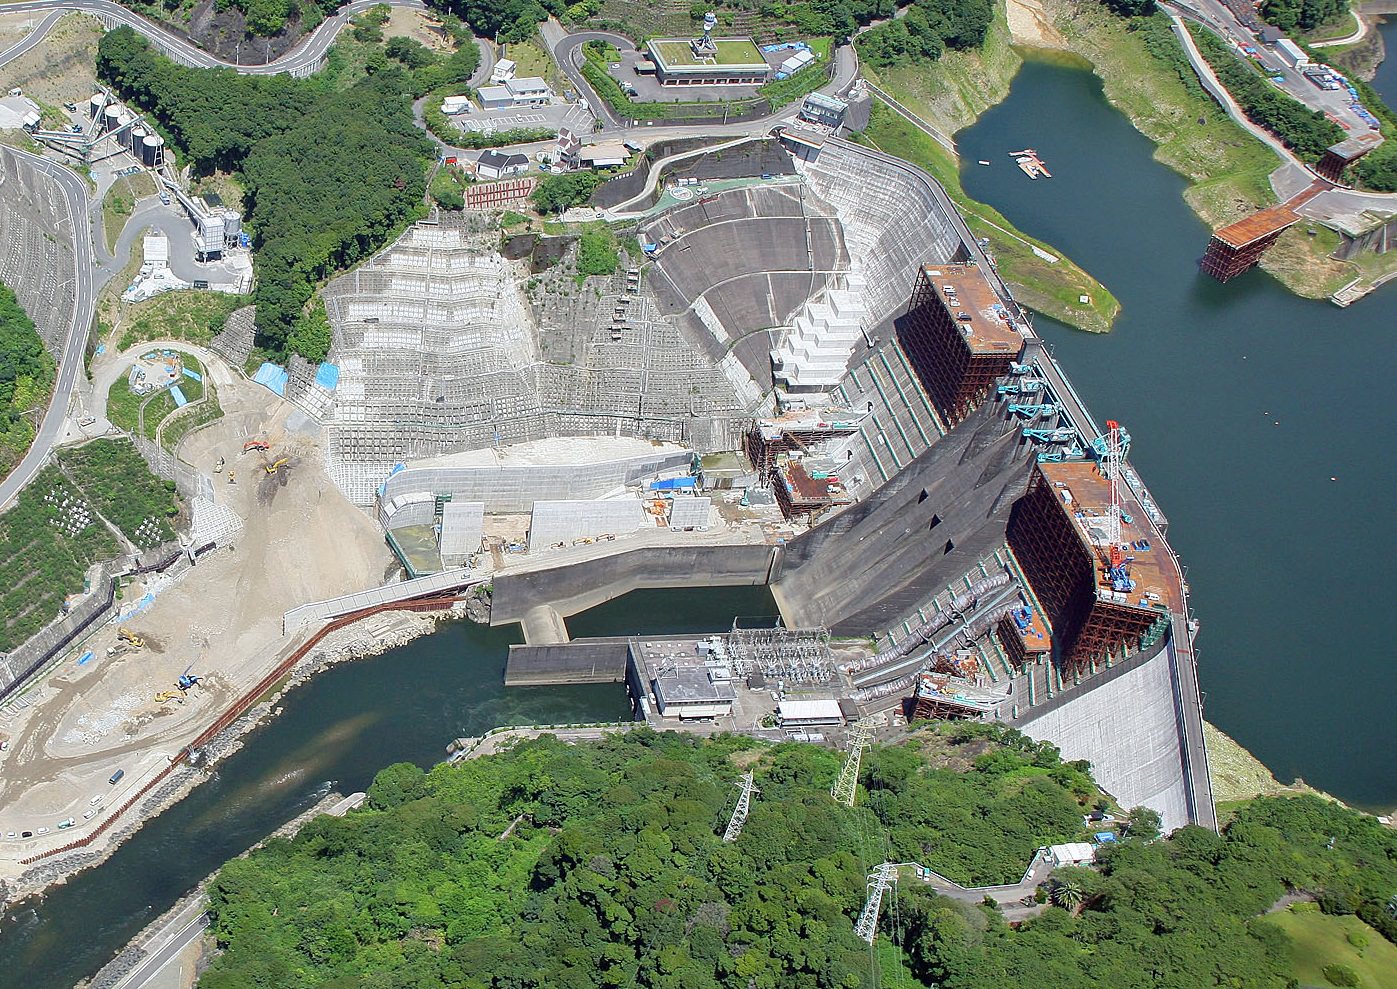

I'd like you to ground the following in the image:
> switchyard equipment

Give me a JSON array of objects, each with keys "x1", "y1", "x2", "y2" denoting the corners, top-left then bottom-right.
[{"x1": 726, "y1": 623, "x2": 835, "y2": 684}]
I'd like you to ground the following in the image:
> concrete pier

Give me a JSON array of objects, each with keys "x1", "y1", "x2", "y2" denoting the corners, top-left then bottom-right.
[{"x1": 504, "y1": 637, "x2": 631, "y2": 686}]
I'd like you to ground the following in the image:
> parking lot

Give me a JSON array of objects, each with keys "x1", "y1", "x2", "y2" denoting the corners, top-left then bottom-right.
[{"x1": 451, "y1": 101, "x2": 593, "y2": 135}]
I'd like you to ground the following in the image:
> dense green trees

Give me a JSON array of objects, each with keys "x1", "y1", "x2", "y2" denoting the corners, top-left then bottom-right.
[
  {"x1": 97, "y1": 27, "x2": 433, "y2": 357},
  {"x1": 198, "y1": 723, "x2": 1397, "y2": 988},
  {"x1": 531, "y1": 171, "x2": 605, "y2": 213},
  {"x1": 1190, "y1": 25, "x2": 1343, "y2": 160},
  {"x1": 0, "y1": 282, "x2": 54, "y2": 477},
  {"x1": 429, "y1": 0, "x2": 565, "y2": 43},
  {"x1": 1260, "y1": 0, "x2": 1350, "y2": 34},
  {"x1": 855, "y1": 0, "x2": 994, "y2": 68}
]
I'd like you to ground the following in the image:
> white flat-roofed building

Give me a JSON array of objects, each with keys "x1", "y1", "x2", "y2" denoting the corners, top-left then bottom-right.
[
  {"x1": 441, "y1": 95, "x2": 473, "y2": 115},
  {"x1": 490, "y1": 57, "x2": 517, "y2": 83},
  {"x1": 776, "y1": 698, "x2": 845, "y2": 727},
  {"x1": 652, "y1": 665, "x2": 736, "y2": 719},
  {"x1": 477, "y1": 77, "x2": 554, "y2": 109},
  {"x1": 1048, "y1": 843, "x2": 1097, "y2": 867}
]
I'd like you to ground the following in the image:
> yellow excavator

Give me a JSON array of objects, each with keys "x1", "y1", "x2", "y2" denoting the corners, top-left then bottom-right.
[
  {"x1": 264, "y1": 457, "x2": 289, "y2": 475},
  {"x1": 117, "y1": 627, "x2": 145, "y2": 649},
  {"x1": 154, "y1": 690, "x2": 184, "y2": 704}
]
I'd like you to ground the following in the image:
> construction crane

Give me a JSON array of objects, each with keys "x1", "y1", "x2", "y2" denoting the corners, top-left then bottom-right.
[
  {"x1": 264, "y1": 457, "x2": 289, "y2": 475},
  {"x1": 831, "y1": 719, "x2": 875, "y2": 807},
  {"x1": 1092, "y1": 420, "x2": 1138, "y2": 594},
  {"x1": 855, "y1": 862, "x2": 905, "y2": 944},
  {"x1": 117, "y1": 627, "x2": 145, "y2": 649},
  {"x1": 176, "y1": 665, "x2": 202, "y2": 692},
  {"x1": 722, "y1": 771, "x2": 760, "y2": 842}
]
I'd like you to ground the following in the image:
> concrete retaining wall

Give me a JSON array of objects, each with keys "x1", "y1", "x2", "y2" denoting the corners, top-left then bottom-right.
[
  {"x1": 490, "y1": 544, "x2": 782, "y2": 634},
  {"x1": 504, "y1": 637, "x2": 631, "y2": 685}
]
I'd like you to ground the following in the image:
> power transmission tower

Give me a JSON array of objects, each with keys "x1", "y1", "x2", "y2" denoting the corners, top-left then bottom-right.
[
  {"x1": 831, "y1": 719, "x2": 875, "y2": 807},
  {"x1": 855, "y1": 862, "x2": 900, "y2": 944},
  {"x1": 722, "y1": 771, "x2": 759, "y2": 842}
]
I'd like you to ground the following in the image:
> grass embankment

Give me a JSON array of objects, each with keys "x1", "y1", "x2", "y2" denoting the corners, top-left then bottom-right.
[
  {"x1": 1039, "y1": 0, "x2": 1358, "y2": 298},
  {"x1": 115, "y1": 290, "x2": 243, "y2": 352},
  {"x1": 1264, "y1": 906, "x2": 1397, "y2": 989},
  {"x1": 1204, "y1": 721, "x2": 1326, "y2": 822},
  {"x1": 106, "y1": 350, "x2": 205, "y2": 441},
  {"x1": 856, "y1": 103, "x2": 1120, "y2": 332},
  {"x1": 862, "y1": 5, "x2": 1025, "y2": 137},
  {"x1": 101, "y1": 172, "x2": 157, "y2": 252}
]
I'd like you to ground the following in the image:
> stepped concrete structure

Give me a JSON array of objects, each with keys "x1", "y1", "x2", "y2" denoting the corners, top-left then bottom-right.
[{"x1": 771, "y1": 272, "x2": 870, "y2": 392}]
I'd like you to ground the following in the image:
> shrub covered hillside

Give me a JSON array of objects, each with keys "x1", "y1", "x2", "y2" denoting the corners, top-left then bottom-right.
[
  {"x1": 0, "y1": 281, "x2": 54, "y2": 478},
  {"x1": 96, "y1": 27, "x2": 434, "y2": 360},
  {"x1": 195, "y1": 725, "x2": 1397, "y2": 988}
]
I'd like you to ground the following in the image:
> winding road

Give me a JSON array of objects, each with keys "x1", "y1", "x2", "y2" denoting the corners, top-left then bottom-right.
[{"x1": 0, "y1": 0, "x2": 862, "y2": 511}]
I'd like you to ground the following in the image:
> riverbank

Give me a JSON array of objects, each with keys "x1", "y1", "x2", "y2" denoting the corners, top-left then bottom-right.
[
  {"x1": 861, "y1": 7, "x2": 1122, "y2": 331},
  {"x1": 0, "y1": 605, "x2": 467, "y2": 911}
]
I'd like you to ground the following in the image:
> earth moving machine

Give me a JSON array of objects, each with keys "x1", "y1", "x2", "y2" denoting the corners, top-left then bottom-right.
[
  {"x1": 228, "y1": 470, "x2": 236, "y2": 484},
  {"x1": 117, "y1": 627, "x2": 145, "y2": 648},
  {"x1": 264, "y1": 457, "x2": 289, "y2": 475},
  {"x1": 214, "y1": 457, "x2": 225, "y2": 473},
  {"x1": 177, "y1": 665, "x2": 202, "y2": 692},
  {"x1": 154, "y1": 690, "x2": 184, "y2": 704},
  {"x1": 243, "y1": 440, "x2": 269, "y2": 453}
]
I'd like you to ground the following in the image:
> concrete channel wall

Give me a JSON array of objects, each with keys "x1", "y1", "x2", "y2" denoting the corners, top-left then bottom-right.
[
  {"x1": 490, "y1": 544, "x2": 783, "y2": 641},
  {"x1": 504, "y1": 636, "x2": 632, "y2": 686}
]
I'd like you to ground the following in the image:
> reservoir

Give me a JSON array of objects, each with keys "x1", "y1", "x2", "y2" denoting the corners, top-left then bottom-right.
[
  {"x1": 1373, "y1": 15, "x2": 1397, "y2": 107},
  {"x1": 2, "y1": 587, "x2": 776, "y2": 989},
  {"x1": 957, "y1": 56, "x2": 1397, "y2": 812}
]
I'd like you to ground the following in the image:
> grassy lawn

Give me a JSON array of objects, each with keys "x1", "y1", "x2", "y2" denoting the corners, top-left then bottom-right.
[
  {"x1": 101, "y1": 172, "x2": 157, "y2": 252},
  {"x1": 116, "y1": 290, "x2": 243, "y2": 352},
  {"x1": 651, "y1": 38, "x2": 764, "y2": 66},
  {"x1": 856, "y1": 103, "x2": 1119, "y2": 333},
  {"x1": 507, "y1": 38, "x2": 565, "y2": 93},
  {"x1": 1263, "y1": 908, "x2": 1397, "y2": 989}
]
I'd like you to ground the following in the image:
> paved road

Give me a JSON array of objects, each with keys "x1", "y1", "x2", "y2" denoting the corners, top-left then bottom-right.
[
  {"x1": 0, "y1": 148, "x2": 97, "y2": 510},
  {"x1": 110, "y1": 898, "x2": 209, "y2": 989},
  {"x1": 0, "y1": 0, "x2": 428, "y2": 74}
]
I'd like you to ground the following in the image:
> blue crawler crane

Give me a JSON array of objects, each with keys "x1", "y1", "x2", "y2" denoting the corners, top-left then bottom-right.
[{"x1": 177, "y1": 664, "x2": 203, "y2": 692}]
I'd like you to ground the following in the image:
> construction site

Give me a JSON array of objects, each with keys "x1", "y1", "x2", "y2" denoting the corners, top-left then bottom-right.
[{"x1": 0, "y1": 126, "x2": 1211, "y2": 878}]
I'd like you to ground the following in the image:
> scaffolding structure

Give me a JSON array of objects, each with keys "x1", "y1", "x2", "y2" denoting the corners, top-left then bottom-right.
[{"x1": 726, "y1": 623, "x2": 835, "y2": 684}]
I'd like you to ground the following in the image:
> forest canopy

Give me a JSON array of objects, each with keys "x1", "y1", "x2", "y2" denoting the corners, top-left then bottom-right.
[
  {"x1": 0, "y1": 282, "x2": 54, "y2": 477},
  {"x1": 197, "y1": 724, "x2": 1397, "y2": 988},
  {"x1": 96, "y1": 27, "x2": 434, "y2": 359}
]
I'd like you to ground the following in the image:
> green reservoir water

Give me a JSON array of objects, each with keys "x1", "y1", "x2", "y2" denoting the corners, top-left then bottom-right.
[
  {"x1": 956, "y1": 57, "x2": 1397, "y2": 812},
  {"x1": 3, "y1": 587, "x2": 776, "y2": 989}
]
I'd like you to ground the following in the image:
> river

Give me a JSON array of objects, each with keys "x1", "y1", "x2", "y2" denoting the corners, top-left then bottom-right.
[
  {"x1": 957, "y1": 55, "x2": 1397, "y2": 812},
  {"x1": 2, "y1": 587, "x2": 776, "y2": 989}
]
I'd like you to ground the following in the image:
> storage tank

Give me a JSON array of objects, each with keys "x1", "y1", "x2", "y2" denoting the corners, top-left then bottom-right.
[
  {"x1": 88, "y1": 93, "x2": 104, "y2": 119},
  {"x1": 142, "y1": 133, "x2": 163, "y2": 167},
  {"x1": 129, "y1": 126, "x2": 147, "y2": 155},
  {"x1": 102, "y1": 104, "x2": 121, "y2": 133},
  {"x1": 114, "y1": 110, "x2": 132, "y2": 139},
  {"x1": 221, "y1": 210, "x2": 241, "y2": 238}
]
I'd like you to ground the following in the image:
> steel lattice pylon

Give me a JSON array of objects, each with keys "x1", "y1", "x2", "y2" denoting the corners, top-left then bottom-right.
[
  {"x1": 722, "y1": 771, "x2": 760, "y2": 842},
  {"x1": 855, "y1": 863, "x2": 901, "y2": 944},
  {"x1": 831, "y1": 719, "x2": 875, "y2": 807}
]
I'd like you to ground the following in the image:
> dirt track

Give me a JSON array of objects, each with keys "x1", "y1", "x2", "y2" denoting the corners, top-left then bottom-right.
[{"x1": 0, "y1": 352, "x2": 390, "y2": 868}]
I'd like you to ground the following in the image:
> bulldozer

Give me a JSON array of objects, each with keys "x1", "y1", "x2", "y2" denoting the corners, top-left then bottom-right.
[
  {"x1": 264, "y1": 457, "x2": 289, "y2": 476},
  {"x1": 154, "y1": 690, "x2": 184, "y2": 704},
  {"x1": 117, "y1": 627, "x2": 145, "y2": 649}
]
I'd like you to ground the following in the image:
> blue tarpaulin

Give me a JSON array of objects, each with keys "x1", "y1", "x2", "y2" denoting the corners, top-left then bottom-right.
[
  {"x1": 182, "y1": 367, "x2": 202, "y2": 382},
  {"x1": 252, "y1": 362, "x2": 289, "y2": 396},
  {"x1": 169, "y1": 385, "x2": 188, "y2": 407},
  {"x1": 77, "y1": 650, "x2": 95, "y2": 666},
  {"x1": 650, "y1": 477, "x2": 697, "y2": 491},
  {"x1": 314, "y1": 362, "x2": 340, "y2": 389}
]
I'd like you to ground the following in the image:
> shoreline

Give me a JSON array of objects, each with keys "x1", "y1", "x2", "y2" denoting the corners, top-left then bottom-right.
[{"x1": 0, "y1": 604, "x2": 471, "y2": 911}]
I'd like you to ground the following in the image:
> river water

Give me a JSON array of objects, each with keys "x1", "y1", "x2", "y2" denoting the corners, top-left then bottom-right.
[
  {"x1": 956, "y1": 56, "x2": 1397, "y2": 812},
  {"x1": 3, "y1": 587, "x2": 776, "y2": 989},
  {"x1": 1374, "y1": 16, "x2": 1397, "y2": 103}
]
